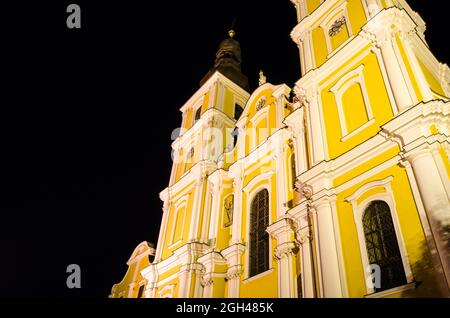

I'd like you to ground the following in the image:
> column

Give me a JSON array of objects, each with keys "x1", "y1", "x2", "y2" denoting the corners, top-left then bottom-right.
[
  {"x1": 299, "y1": 31, "x2": 314, "y2": 74},
  {"x1": 286, "y1": 106, "x2": 309, "y2": 175},
  {"x1": 222, "y1": 244, "x2": 246, "y2": 298},
  {"x1": 379, "y1": 38, "x2": 415, "y2": 111},
  {"x1": 400, "y1": 35, "x2": 434, "y2": 102},
  {"x1": 208, "y1": 80, "x2": 217, "y2": 109},
  {"x1": 431, "y1": 145, "x2": 450, "y2": 198},
  {"x1": 142, "y1": 264, "x2": 158, "y2": 298},
  {"x1": 231, "y1": 169, "x2": 244, "y2": 244},
  {"x1": 297, "y1": 226, "x2": 316, "y2": 298},
  {"x1": 267, "y1": 218, "x2": 298, "y2": 298},
  {"x1": 189, "y1": 176, "x2": 205, "y2": 241},
  {"x1": 314, "y1": 198, "x2": 343, "y2": 298},
  {"x1": 275, "y1": 242, "x2": 298, "y2": 298},
  {"x1": 155, "y1": 197, "x2": 171, "y2": 262},
  {"x1": 305, "y1": 87, "x2": 327, "y2": 164},
  {"x1": 366, "y1": 0, "x2": 381, "y2": 18},
  {"x1": 207, "y1": 182, "x2": 221, "y2": 245},
  {"x1": 407, "y1": 148, "x2": 450, "y2": 287},
  {"x1": 144, "y1": 282, "x2": 156, "y2": 298},
  {"x1": 274, "y1": 140, "x2": 289, "y2": 218},
  {"x1": 198, "y1": 252, "x2": 228, "y2": 298},
  {"x1": 177, "y1": 264, "x2": 192, "y2": 298}
]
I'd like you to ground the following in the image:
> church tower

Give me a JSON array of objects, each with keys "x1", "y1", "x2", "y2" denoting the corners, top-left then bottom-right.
[
  {"x1": 143, "y1": 30, "x2": 251, "y2": 298},
  {"x1": 112, "y1": 0, "x2": 450, "y2": 298},
  {"x1": 289, "y1": 0, "x2": 450, "y2": 297}
]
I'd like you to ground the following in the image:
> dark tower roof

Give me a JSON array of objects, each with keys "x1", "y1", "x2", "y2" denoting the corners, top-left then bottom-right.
[{"x1": 200, "y1": 30, "x2": 250, "y2": 91}]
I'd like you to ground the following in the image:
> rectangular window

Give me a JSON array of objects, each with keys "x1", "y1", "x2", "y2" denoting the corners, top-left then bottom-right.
[
  {"x1": 137, "y1": 285, "x2": 145, "y2": 298},
  {"x1": 234, "y1": 104, "x2": 244, "y2": 120},
  {"x1": 194, "y1": 107, "x2": 202, "y2": 123}
]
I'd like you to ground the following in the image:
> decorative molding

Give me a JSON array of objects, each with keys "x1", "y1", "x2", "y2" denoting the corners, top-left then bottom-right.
[
  {"x1": 345, "y1": 176, "x2": 414, "y2": 294},
  {"x1": 296, "y1": 227, "x2": 313, "y2": 245},
  {"x1": 329, "y1": 64, "x2": 374, "y2": 138},
  {"x1": 226, "y1": 266, "x2": 243, "y2": 281},
  {"x1": 329, "y1": 16, "x2": 347, "y2": 37},
  {"x1": 294, "y1": 180, "x2": 313, "y2": 201},
  {"x1": 274, "y1": 242, "x2": 297, "y2": 260},
  {"x1": 259, "y1": 70, "x2": 267, "y2": 87}
]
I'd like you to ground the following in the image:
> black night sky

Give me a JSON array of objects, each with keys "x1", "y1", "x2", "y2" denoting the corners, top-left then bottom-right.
[{"x1": 1, "y1": 1, "x2": 448, "y2": 298}]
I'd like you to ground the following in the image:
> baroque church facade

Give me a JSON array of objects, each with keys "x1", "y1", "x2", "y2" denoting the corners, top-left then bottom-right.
[{"x1": 111, "y1": 0, "x2": 450, "y2": 298}]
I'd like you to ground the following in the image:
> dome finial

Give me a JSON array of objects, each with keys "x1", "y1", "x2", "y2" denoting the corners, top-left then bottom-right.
[{"x1": 228, "y1": 18, "x2": 237, "y2": 38}]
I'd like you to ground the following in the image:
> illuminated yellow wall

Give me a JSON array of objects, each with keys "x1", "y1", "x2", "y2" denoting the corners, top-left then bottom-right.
[
  {"x1": 341, "y1": 83, "x2": 369, "y2": 133},
  {"x1": 311, "y1": 0, "x2": 368, "y2": 68},
  {"x1": 111, "y1": 243, "x2": 154, "y2": 298},
  {"x1": 321, "y1": 49, "x2": 394, "y2": 159},
  {"x1": 122, "y1": 0, "x2": 449, "y2": 300},
  {"x1": 336, "y1": 163, "x2": 438, "y2": 297},
  {"x1": 307, "y1": 0, "x2": 322, "y2": 15},
  {"x1": 396, "y1": 35, "x2": 423, "y2": 102},
  {"x1": 418, "y1": 59, "x2": 446, "y2": 97}
]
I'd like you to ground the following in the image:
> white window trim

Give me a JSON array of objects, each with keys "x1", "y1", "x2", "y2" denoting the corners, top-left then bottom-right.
[
  {"x1": 364, "y1": 282, "x2": 416, "y2": 298},
  {"x1": 345, "y1": 176, "x2": 414, "y2": 295},
  {"x1": 319, "y1": 0, "x2": 353, "y2": 55},
  {"x1": 242, "y1": 171, "x2": 275, "y2": 280},
  {"x1": 233, "y1": 95, "x2": 246, "y2": 120},
  {"x1": 242, "y1": 268, "x2": 275, "y2": 284},
  {"x1": 169, "y1": 196, "x2": 189, "y2": 247},
  {"x1": 193, "y1": 101, "x2": 203, "y2": 124},
  {"x1": 250, "y1": 101, "x2": 270, "y2": 126},
  {"x1": 158, "y1": 284, "x2": 175, "y2": 299},
  {"x1": 330, "y1": 64, "x2": 374, "y2": 138}
]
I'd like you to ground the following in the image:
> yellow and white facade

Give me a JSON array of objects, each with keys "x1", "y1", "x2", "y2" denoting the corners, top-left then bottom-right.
[
  {"x1": 111, "y1": 242, "x2": 156, "y2": 298},
  {"x1": 112, "y1": 0, "x2": 450, "y2": 298}
]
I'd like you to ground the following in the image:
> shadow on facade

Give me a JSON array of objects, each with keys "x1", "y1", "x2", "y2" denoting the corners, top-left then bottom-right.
[{"x1": 400, "y1": 238, "x2": 448, "y2": 298}]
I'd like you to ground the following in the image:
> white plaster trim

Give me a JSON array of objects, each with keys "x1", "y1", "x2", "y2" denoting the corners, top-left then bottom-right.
[
  {"x1": 180, "y1": 72, "x2": 250, "y2": 113},
  {"x1": 330, "y1": 64, "x2": 374, "y2": 137},
  {"x1": 319, "y1": 1, "x2": 353, "y2": 55},
  {"x1": 291, "y1": 0, "x2": 348, "y2": 42},
  {"x1": 391, "y1": 33, "x2": 418, "y2": 104},
  {"x1": 341, "y1": 118, "x2": 376, "y2": 142},
  {"x1": 345, "y1": 176, "x2": 414, "y2": 294},
  {"x1": 364, "y1": 282, "x2": 416, "y2": 298},
  {"x1": 330, "y1": 201, "x2": 349, "y2": 297},
  {"x1": 243, "y1": 179, "x2": 274, "y2": 280},
  {"x1": 242, "y1": 268, "x2": 275, "y2": 284},
  {"x1": 371, "y1": 45, "x2": 399, "y2": 115},
  {"x1": 158, "y1": 284, "x2": 175, "y2": 298},
  {"x1": 170, "y1": 197, "x2": 189, "y2": 246}
]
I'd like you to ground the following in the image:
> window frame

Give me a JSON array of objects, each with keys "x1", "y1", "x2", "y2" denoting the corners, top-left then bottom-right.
[
  {"x1": 137, "y1": 283, "x2": 146, "y2": 298},
  {"x1": 318, "y1": 0, "x2": 353, "y2": 56},
  {"x1": 194, "y1": 105, "x2": 202, "y2": 124},
  {"x1": 329, "y1": 64, "x2": 375, "y2": 141},
  {"x1": 345, "y1": 176, "x2": 413, "y2": 295},
  {"x1": 362, "y1": 200, "x2": 408, "y2": 292},
  {"x1": 169, "y1": 196, "x2": 189, "y2": 249},
  {"x1": 243, "y1": 171, "x2": 275, "y2": 280},
  {"x1": 248, "y1": 189, "x2": 270, "y2": 278},
  {"x1": 234, "y1": 103, "x2": 244, "y2": 121}
]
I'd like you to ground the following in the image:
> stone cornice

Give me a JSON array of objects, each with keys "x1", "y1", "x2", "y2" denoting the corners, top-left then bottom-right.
[{"x1": 179, "y1": 71, "x2": 250, "y2": 113}]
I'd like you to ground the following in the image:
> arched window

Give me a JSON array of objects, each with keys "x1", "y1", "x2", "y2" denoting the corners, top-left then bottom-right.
[
  {"x1": 234, "y1": 104, "x2": 244, "y2": 120},
  {"x1": 232, "y1": 127, "x2": 239, "y2": 148},
  {"x1": 363, "y1": 201, "x2": 406, "y2": 292},
  {"x1": 249, "y1": 189, "x2": 270, "y2": 277},
  {"x1": 194, "y1": 107, "x2": 202, "y2": 123}
]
